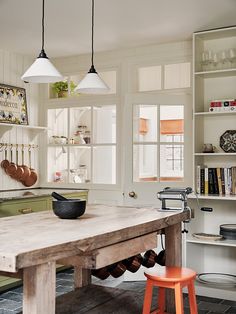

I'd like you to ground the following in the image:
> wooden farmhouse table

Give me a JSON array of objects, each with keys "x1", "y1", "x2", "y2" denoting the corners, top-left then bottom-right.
[{"x1": 0, "y1": 204, "x2": 190, "y2": 314}]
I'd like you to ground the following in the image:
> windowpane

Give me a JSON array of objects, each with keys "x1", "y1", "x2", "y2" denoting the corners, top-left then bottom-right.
[
  {"x1": 164, "y1": 62, "x2": 190, "y2": 89},
  {"x1": 160, "y1": 144, "x2": 184, "y2": 181},
  {"x1": 133, "y1": 145, "x2": 157, "y2": 182},
  {"x1": 133, "y1": 105, "x2": 157, "y2": 142},
  {"x1": 47, "y1": 147, "x2": 68, "y2": 183},
  {"x1": 70, "y1": 107, "x2": 91, "y2": 144},
  {"x1": 138, "y1": 66, "x2": 162, "y2": 91},
  {"x1": 93, "y1": 146, "x2": 116, "y2": 184},
  {"x1": 160, "y1": 105, "x2": 184, "y2": 142},
  {"x1": 93, "y1": 105, "x2": 116, "y2": 144},
  {"x1": 69, "y1": 147, "x2": 91, "y2": 183}
]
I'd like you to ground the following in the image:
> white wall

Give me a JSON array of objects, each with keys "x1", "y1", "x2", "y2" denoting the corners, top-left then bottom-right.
[{"x1": 0, "y1": 50, "x2": 40, "y2": 190}]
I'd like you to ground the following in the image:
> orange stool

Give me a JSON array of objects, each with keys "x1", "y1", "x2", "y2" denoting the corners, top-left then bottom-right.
[{"x1": 142, "y1": 266, "x2": 198, "y2": 314}]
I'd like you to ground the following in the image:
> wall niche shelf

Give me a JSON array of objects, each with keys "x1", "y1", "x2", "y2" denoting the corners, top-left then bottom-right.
[{"x1": 188, "y1": 26, "x2": 236, "y2": 301}]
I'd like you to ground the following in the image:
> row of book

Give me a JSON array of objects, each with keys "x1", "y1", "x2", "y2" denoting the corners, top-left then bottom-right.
[{"x1": 196, "y1": 166, "x2": 236, "y2": 195}]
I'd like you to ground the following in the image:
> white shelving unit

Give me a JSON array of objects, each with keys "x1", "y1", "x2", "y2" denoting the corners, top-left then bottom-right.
[{"x1": 187, "y1": 26, "x2": 236, "y2": 300}]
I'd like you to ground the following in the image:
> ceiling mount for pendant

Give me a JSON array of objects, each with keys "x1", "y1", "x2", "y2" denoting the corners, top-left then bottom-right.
[
  {"x1": 75, "y1": 0, "x2": 109, "y2": 94},
  {"x1": 21, "y1": 0, "x2": 63, "y2": 83}
]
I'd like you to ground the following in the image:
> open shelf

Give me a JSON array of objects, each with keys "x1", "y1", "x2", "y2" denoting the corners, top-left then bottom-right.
[
  {"x1": 0, "y1": 123, "x2": 47, "y2": 131},
  {"x1": 194, "y1": 111, "x2": 236, "y2": 117},
  {"x1": 188, "y1": 194, "x2": 236, "y2": 201},
  {"x1": 187, "y1": 236, "x2": 236, "y2": 248},
  {"x1": 194, "y1": 152, "x2": 236, "y2": 156},
  {"x1": 194, "y1": 68, "x2": 236, "y2": 78}
]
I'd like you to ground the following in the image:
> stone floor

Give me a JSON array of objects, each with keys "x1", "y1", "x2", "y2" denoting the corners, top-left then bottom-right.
[{"x1": 0, "y1": 268, "x2": 235, "y2": 314}]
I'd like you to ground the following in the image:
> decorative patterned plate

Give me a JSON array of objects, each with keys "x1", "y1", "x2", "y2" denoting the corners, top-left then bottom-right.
[
  {"x1": 192, "y1": 233, "x2": 223, "y2": 241},
  {"x1": 220, "y1": 130, "x2": 236, "y2": 153},
  {"x1": 197, "y1": 273, "x2": 236, "y2": 287}
]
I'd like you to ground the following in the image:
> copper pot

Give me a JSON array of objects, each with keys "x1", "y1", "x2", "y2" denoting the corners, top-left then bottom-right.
[
  {"x1": 142, "y1": 250, "x2": 157, "y2": 268},
  {"x1": 108, "y1": 262, "x2": 127, "y2": 278},
  {"x1": 24, "y1": 146, "x2": 38, "y2": 187},
  {"x1": 155, "y1": 250, "x2": 166, "y2": 266},
  {"x1": 123, "y1": 254, "x2": 143, "y2": 273},
  {"x1": 5, "y1": 145, "x2": 17, "y2": 176},
  {"x1": 91, "y1": 267, "x2": 110, "y2": 280},
  {"x1": 11, "y1": 144, "x2": 24, "y2": 181},
  {"x1": 19, "y1": 145, "x2": 31, "y2": 185},
  {"x1": 1, "y1": 144, "x2": 10, "y2": 170}
]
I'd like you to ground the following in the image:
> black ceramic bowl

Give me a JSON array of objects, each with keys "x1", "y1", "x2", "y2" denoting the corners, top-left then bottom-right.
[{"x1": 52, "y1": 199, "x2": 86, "y2": 219}]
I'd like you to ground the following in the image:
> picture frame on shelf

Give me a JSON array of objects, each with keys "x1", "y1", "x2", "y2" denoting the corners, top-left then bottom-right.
[{"x1": 0, "y1": 83, "x2": 28, "y2": 125}]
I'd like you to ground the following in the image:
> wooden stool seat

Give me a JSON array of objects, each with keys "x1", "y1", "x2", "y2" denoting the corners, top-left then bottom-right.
[{"x1": 142, "y1": 266, "x2": 198, "y2": 314}]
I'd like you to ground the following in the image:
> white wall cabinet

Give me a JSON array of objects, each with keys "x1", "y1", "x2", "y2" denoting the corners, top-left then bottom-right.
[{"x1": 187, "y1": 26, "x2": 236, "y2": 300}]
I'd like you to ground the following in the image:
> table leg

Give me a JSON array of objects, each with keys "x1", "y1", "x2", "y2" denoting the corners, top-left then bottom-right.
[
  {"x1": 23, "y1": 261, "x2": 56, "y2": 314},
  {"x1": 165, "y1": 222, "x2": 182, "y2": 313},
  {"x1": 74, "y1": 266, "x2": 91, "y2": 289}
]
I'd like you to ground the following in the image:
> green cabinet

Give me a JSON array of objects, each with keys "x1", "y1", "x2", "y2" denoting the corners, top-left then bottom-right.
[{"x1": 0, "y1": 190, "x2": 88, "y2": 292}]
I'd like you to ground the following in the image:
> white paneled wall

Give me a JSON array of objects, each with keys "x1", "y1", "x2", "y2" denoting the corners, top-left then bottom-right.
[{"x1": 0, "y1": 49, "x2": 40, "y2": 190}]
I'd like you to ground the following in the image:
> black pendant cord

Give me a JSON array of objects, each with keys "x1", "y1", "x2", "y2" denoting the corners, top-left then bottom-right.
[
  {"x1": 38, "y1": 0, "x2": 47, "y2": 58},
  {"x1": 91, "y1": 0, "x2": 94, "y2": 67},
  {"x1": 42, "y1": 0, "x2": 45, "y2": 51}
]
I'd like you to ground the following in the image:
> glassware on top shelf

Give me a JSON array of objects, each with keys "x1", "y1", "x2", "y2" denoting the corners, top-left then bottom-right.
[
  {"x1": 218, "y1": 50, "x2": 230, "y2": 70},
  {"x1": 228, "y1": 48, "x2": 236, "y2": 68},
  {"x1": 201, "y1": 50, "x2": 214, "y2": 71}
]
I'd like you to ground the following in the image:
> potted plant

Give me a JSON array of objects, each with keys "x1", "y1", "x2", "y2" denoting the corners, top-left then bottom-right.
[{"x1": 52, "y1": 81, "x2": 76, "y2": 98}]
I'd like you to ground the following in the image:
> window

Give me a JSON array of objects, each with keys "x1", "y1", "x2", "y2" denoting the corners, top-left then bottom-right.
[
  {"x1": 133, "y1": 104, "x2": 184, "y2": 182},
  {"x1": 47, "y1": 105, "x2": 116, "y2": 185}
]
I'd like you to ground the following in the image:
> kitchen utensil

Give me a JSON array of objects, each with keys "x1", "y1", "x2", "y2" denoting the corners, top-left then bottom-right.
[
  {"x1": 197, "y1": 273, "x2": 236, "y2": 287},
  {"x1": 192, "y1": 233, "x2": 223, "y2": 241},
  {"x1": 220, "y1": 224, "x2": 236, "y2": 240},
  {"x1": 19, "y1": 144, "x2": 31, "y2": 184},
  {"x1": 52, "y1": 199, "x2": 86, "y2": 219},
  {"x1": 5, "y1": 144, "x2": 17, "y2": 176},
  {"x1": 51, "y1": 192, "x2": 68, "y2": 201},
  {"x1": 142, "y1": 250, "x2": 157, "y2": 268},
  {"x1": 108, "y1": 262, "x2": 127, "y2": 278},
  {"x1": 122, "y1": 254, "x2": 143, "y2": 273},
  {"x1": 12, "y1": 144, "x2": 24, "y2": 180},
  {"x1": 24, "y1": 146, "x2": 38, "y2": 187},
  {"x1": 91, "y1": 267, "x2": 110, "y2": 280},
  {"x1": 1, "y1": 144, "x2": 10, "y2": 170},
  {"x1": 155, "y1": 250, "x2": 166, "y2": 266}
]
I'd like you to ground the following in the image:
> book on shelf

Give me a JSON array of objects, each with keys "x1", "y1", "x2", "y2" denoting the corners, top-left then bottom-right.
[{"x1": 196, "y1": 166, "x2": 236, "y2": 195}]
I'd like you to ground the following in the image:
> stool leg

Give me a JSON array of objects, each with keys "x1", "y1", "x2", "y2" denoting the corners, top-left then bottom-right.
[
  {"x1": 188, "y1": 281, "x2": 198, "y2": 314},
  {"x1": 142, "y1": 280, "x2": 153, "y2": 314},
  {"x1": 158, "y1": 287, "x2": 165, "y2": 314},
  {"x1": 174, "y1": 283, "x2": 184, "y2": 314}
]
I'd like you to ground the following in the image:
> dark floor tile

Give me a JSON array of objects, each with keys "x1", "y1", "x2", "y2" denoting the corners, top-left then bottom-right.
[
  {"x1": 198, "y1": 301, "x2": 230, "y2": 312},
  {"x1": 184, "y1": 308, "x2": 209, "y2": 314},
  {"x1": 225, "y1": 307, "x2": 236, "y2": 314},
  {"x1": 222, "y1": 300, "x2": 236, "y2": 307},
  {"x1": 57, "y1": 272, "x2": 73, "y2": 280},
  {"x1": 197, "y1": 295, "x2": 223, "y2": 304},
  {"x1": 0, "y1": 299, "x2": 21, "y2": 311},
  {"x1": 0, "y1": 292, "x2": 22, "y2": 303},
  {"x1": 56, "y1": 279, "x2": 74, "y2": 288},
  {"x1": 56, "y1": 285, "x2": 74, "y2": 295},
  {"x1": 8, "y1": 287, "x2": 22, "y2": 295},
  {"x1": 116, "y1": 281, "x2": 146, "y2": 294}
]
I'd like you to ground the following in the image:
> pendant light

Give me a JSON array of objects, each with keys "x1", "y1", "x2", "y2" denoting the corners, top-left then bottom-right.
[
  {"x1": 75, "y1": 0, "x2": 109, "y2": 94},
  {"x1": 21, "y1": 0, "x2": 63, "y2": 83}
]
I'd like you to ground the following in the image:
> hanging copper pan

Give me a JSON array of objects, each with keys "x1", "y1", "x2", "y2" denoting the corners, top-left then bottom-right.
[
  {"x1": 19, "y1": 144, "x2": 31, "y2": 184},
  {"x1": 1, "y1": 144, "x2": 10, "y2": 170},
  {"x1": 24, "y1": 145, "x2": 38, "y2": 187},
  {"x1": 12, "y1": 144, "x2": 24, "y2": 181},
  {"x1": 5, "y1": 144, "x2": 17, "y2": 176}
]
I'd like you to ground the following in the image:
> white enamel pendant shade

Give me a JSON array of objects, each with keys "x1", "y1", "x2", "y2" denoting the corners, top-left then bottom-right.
[
  {"x1": 21, "y1": 56, "x2": 63, "y2": 83},
  {"x1": 75, "y1": 71, "x2": 109, "y2": 94}
]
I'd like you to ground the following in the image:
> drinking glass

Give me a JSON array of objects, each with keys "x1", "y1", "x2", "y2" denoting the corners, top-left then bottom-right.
[
  {"x1": 228, "y1": 48, "x2": 236, "y2": 68},
  {"x1": 201, "y1": 50, "x2": 213, "y2": 71},
  {"x1": 218, "y1": 50, "x2": 230, "y2": 69}
]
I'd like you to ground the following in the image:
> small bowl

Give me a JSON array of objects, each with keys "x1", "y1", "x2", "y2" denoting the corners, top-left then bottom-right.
[{"x1": 52, "y1": 199, "x2": 86, "y2": 219}]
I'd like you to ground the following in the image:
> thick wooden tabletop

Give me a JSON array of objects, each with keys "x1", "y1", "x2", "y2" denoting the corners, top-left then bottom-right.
[{"x1": 0, "y1": 204, "x2": 189, "y2": 272}]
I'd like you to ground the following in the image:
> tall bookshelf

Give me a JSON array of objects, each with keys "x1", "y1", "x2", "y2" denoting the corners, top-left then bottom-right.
[{"x1": 187, "y1": 26, "x2": 236, "y2": 300}]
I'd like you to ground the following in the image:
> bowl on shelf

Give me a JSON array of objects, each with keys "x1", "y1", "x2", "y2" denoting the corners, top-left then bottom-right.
[{"x1": 52, "y1": 199, "x2": 86, "y2": 219}]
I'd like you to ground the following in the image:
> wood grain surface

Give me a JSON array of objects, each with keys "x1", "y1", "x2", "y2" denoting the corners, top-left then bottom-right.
[{"x1": 0, "y1": 205, "x2": 189, "y2": 272}]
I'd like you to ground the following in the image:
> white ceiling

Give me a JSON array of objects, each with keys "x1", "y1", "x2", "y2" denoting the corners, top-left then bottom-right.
[{"x1": 0, "y1": 0, "x2": 235, "y2": 58}]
